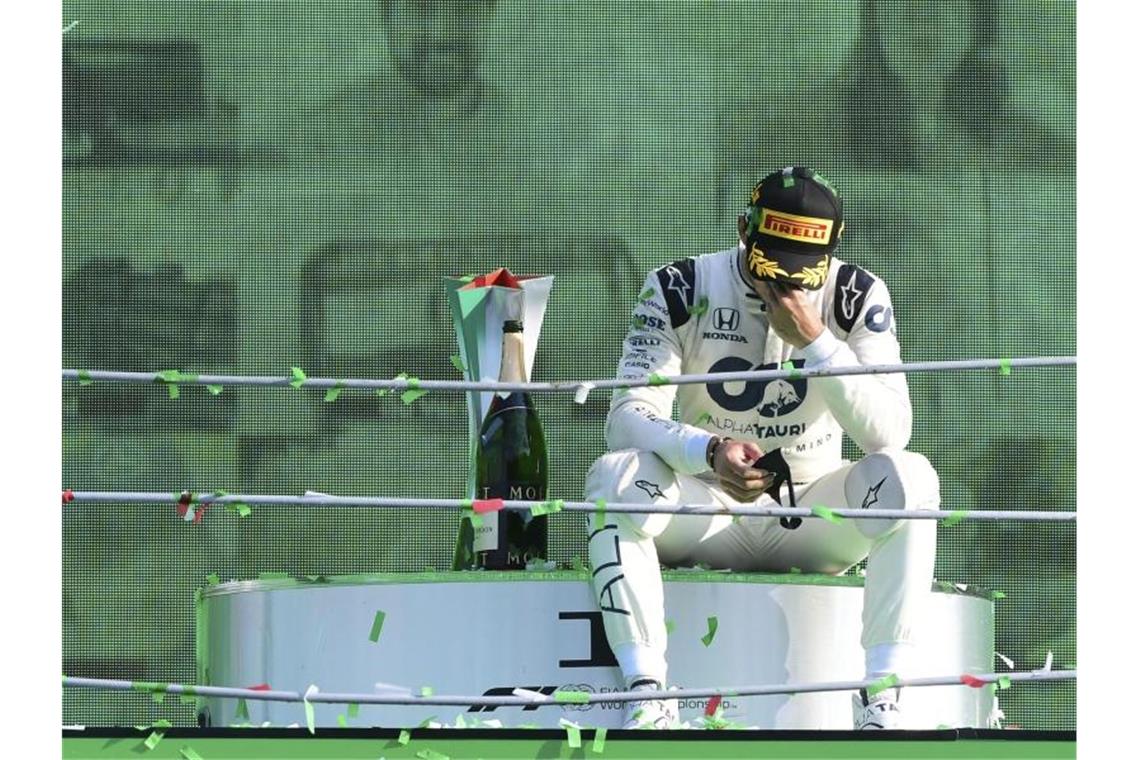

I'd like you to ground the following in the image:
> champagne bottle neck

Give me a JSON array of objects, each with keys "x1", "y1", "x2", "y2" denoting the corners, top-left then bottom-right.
[{"x1": 498, "y1": 331, "x2": 528, "y2": 383}]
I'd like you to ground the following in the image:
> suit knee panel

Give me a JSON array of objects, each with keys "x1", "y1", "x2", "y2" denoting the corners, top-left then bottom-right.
[{"x1": 846, "y1": 449, "x2": 941, "y2": 516}]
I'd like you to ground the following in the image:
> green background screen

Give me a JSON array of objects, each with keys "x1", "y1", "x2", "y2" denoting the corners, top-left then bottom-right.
[{"x1": 62, "y1": 0, "x2": 1075, "y2": 730}]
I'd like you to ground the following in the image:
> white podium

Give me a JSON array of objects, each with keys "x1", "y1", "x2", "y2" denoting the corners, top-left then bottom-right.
[{"x1": 196, "y1": 570, "x2": 995, "y2": 729}]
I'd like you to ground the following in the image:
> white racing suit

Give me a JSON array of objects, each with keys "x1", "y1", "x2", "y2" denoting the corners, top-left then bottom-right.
[{"x1": 585, "y1": 246, "x2": 939, "y2": 687}]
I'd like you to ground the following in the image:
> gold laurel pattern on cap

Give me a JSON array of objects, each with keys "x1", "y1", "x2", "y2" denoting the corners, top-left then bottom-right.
[
  {"x1": 747, "y1": 244, "x2": 789, "y2": 280},
  {"x1": 788, "y1": 256, "x2": 830, "y2": 288}
]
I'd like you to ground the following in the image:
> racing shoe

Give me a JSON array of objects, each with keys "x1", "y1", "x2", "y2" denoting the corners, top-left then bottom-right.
[
  {"x1": 622, "y1": 679, "x2": 678, "y2": 729},
  {"x1": 853, "y1": 687, "x2": 903, "y2": 730}
]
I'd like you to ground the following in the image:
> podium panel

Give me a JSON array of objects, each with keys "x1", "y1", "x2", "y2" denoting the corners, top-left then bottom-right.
[{"x1": 198, "y1": 571, "x2": 994, "y2": 729}]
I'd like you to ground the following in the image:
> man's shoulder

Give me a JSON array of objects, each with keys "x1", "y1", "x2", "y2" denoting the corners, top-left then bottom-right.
[
  {"x1": 826, "y1": 256, "x2": 892, "y2": 334},
  {"x1": 642, "y1": 248, "x2": 735, "y2": 329}
]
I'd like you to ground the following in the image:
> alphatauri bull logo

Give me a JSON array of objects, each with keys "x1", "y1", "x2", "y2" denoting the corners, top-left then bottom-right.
[{"x1": 758, "y1": 379, "x2": 801, "y2": 417}]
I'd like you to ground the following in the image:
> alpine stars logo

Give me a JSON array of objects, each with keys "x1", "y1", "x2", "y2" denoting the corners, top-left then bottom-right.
[
  {"x1": 664, "y1": 265, "x2": 692, "y2": 304},
  {"x1": 635, "y1": 480, "x2": 665, "y2": 500},
  {"x1": 840, "y1": 268, "x2": 864, "y2": 321},
  {"x1": 861, "y1": 477, "x2": 888, "y2": 510}
]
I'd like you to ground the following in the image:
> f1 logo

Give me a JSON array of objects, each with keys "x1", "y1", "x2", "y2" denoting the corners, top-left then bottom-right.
[{"x1": 713, "y1": 307, "x2": 740, "y2": 332}]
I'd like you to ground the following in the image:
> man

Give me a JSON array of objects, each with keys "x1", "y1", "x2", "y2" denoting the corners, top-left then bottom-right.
[
  {"x1": 585, "y1": 166, "x2": 939, "y2": 730},
  {"x1": 295, "y1": 0, "x2": 506, "y2": 165}
]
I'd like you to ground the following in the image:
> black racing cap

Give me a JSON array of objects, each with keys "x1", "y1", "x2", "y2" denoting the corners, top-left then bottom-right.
[{"x1": 743, "y1": 166, "x2": 844, "y2": 290}]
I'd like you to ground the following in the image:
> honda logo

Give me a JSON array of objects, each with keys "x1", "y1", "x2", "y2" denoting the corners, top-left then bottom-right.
[{"x1": 713, "y1": 308, "x2": 740, "y2": 332}]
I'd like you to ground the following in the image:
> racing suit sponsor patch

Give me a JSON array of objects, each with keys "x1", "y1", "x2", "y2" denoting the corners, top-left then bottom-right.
[
  {"x1": 654, "y1": 258, "x2": 697, "y2": 330},
  {"x1": 833, "y1": 263, "x2": 876, "y2": 334}
]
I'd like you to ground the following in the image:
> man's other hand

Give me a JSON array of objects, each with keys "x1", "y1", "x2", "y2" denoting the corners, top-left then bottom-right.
[
  {"x1": 713, "y1": 439, "x2": 774, "y2": 502},
  {"x1": 754, "y1": 281, "x2": 824, "y2": 349}
]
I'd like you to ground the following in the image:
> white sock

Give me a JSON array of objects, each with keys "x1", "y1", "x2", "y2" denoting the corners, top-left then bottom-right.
[
  {"x1": 613, "y1": 642, "x2": 667, "y2": 687},
  {"x1": 865, "y1": 641, "x2": 916, "y2": 680}
]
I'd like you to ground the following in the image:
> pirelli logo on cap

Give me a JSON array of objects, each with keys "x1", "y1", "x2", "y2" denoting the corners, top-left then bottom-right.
[{"x1": 759, "y1": 208, "x2": 834, "y2": 245}]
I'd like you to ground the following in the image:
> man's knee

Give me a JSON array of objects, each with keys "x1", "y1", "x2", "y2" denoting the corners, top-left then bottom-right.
[
  {"x1": 845, "y1": 449, "x2": 940, "y2": 538},
  {"x1": 584, "y1": 449, "x2": 678, "y2": 538}
]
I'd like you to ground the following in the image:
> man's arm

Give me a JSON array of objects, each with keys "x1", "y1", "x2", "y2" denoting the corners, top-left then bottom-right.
[
  {"x1": 801, "y1": 278, "x2": 912, "y2": 452},
  {"x1": 604, "y1": 266, "x2": 717, "y2": 475},
  {"x1": 758, "y1": 276, "x2": 912, "y2": 453}
]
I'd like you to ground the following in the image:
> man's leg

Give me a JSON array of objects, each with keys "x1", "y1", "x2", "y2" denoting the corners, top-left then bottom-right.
[
  {"x1": 584, "y1": 449, "x2": 755, "y2": 688},
  {"x1": 746, "y1": 450, "x2": 939, "y2": 677}
]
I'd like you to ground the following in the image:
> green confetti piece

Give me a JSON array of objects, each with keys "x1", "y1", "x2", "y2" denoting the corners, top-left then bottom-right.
[
  {"x1": 688, "y1": 296, "x2": 709, "y2": 316},
  {"x1": 665, "y1": 619, "x2": 676, "y2": 634},
  {"x1": 304, "y1": 698, "x2": 315, "y2": 735},
  {"x1": 132, "y1": 681, "x2": 165, "y2": 694},
  {"x1": 324, "y1": 382, "x2": 344, "y2": 403},
  {"x1": 783, "y1": 175, "x2": 795, "y2": 188},
  {"x1": 811, "y1": 504, "x2": 845, "y2": 524},
  {"x1": 592, "y1": 726, "x2": 607, "y2": 754},
  {"x1": 449, "y1": 355, "x2": 466, "y2": 373},
  {"x1": 993, "y1": 590, "x2": 1007, "y2": 600},
  {"x1": 290, "y1": 366, "x2": 307, "y2": 388},
  {"x1": 155, "y1": 369, "x2": 182, "y2": 383},
  {"x1": 701, "y1": 616, "x2": 718, "y2": 647},
  {"x1": 421, "y1": 686, "x2": 434, "y2": 697},
  {"x1": 415, "y1": 750, "x2": 449, "y2": 760},
  {"x1": 781, "y1": 360, "x2": 803, "y2": 379},
  {"x1": 571, "y1": 555, "x2": 585, "y2": 571},
  {"x1": 554, "y1": 690, "x2": 591, "y2": 704},
  {"x1": 235, "y1": 698, "x2": 249, "y2": 722},
  {"x1": 167, "y1": 383, "x2": 180, "y2": 400},
  {"x1": 565, "y1": 724, "x2": 582, "y2": 749},
  {"x1": 530, "y1": 499, "x2": 564, "y2": 516},
  {"x1": 631, "y1": 314, "x2": 647, "y2": 329},
  {"x1": 867, "y1": 672, "x2": 900, "y2": 698},
  {"x1": 206, "y1": 384, "x2": 223, "y2": 395},
  {"x1": 999, "y1": 358, "x2": 1012, "y2": 376},
  {"x1": 77, "y1": 370, "x2": 93, "y2": 386},
  {"x1": 206, "y1": 573, "x2": 219, "y2": 585},
  {"x1": 369, "y1": 610, "x2": 386, "y2": 642},
  {"x1": 336, "y1": 714, "x2": 347, "y2": 727},
  {"x1": 152, "y1": 691, "x2": 166, "y2": 704},
  {"x1": 226, "y1": 502, "x2": 251, "y2": 518},
  {"x1": 998, "y1": 675, "x2": 1012, "y2": 690},
  {"x1": 461, "y1": 507, "x2": 484, "y2": 528},
  {"x1": 648, "y1": 372, "x2": 670, "y2": 386},
  {"x1": 940, "y1": 510, "x2": 969, "y2": 527},
  {"x1": 638, "y1": 287, "x2": 655, "y2": 302},
  {"x1": 179, "y1": 747, "x2": 205, "y2": 760},
  {"x1": 398, "y1": 729, "x2": 411, "y2": 745},
  {"x1": 695, "y1": 412, "x2": 712, "y2": 425},
  {"x1": 348, "y1": 702, "x2": 359, "y2": 718},
  {"x1": 401, "y1": 388, "x2": 429, "y2": 405},
  {"x1": 595, "y1": 499, "x2": 607, "y2": 520},
  {"x1": 144, "y1": 731, "x2": 165, "y2": 750}
]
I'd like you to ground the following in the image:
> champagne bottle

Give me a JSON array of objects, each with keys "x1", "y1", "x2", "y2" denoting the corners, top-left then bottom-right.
[{"x1": 453, "y1": 319, "x2": 549, "y2": 570}]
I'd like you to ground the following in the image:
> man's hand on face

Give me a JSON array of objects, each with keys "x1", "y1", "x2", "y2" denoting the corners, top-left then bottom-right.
[
  {"x1": 712, "y1": 439, "x2": 774, "y2": 502},
  {"x1": 753, "y1": 280, "x2": 825, "y2": 349}
]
